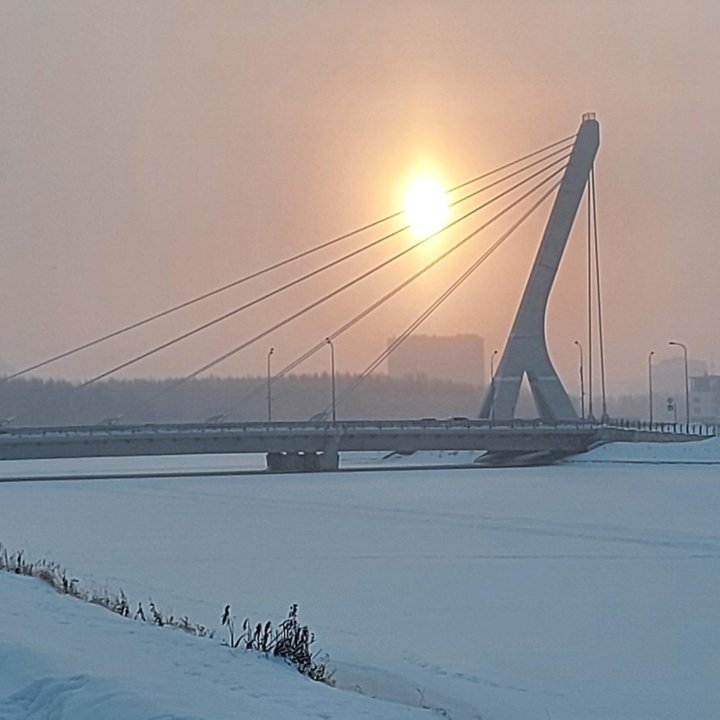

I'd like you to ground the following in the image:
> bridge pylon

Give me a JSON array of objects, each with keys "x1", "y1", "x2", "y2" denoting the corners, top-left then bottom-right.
[{"x1": 479, "y1": 114, "x2": 600, "y2": 423}]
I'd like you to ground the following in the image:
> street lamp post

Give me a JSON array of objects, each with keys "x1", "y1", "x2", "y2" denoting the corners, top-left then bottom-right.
[
  {"x1": 574, "y1": 340, "x2": 585, "y2": 421},
  {"x1": 490, "y1": 349, "x2": 499, "y2": 424},
  {"x1": 325, "y1": 337, "x2": 337, "y2": 424},
  {"x1": 266, "y1": 347, "x2": 274, "y2": 423},
  {"x1": 648, "y1": 350, "x2": 655, "y2": 426},
  {"x1": 668, "y1": 341, "x2": 690, "y2": 426}
]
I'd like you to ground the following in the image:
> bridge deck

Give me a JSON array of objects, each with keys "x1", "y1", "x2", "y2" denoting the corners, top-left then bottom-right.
[{"x1": 0, "y1": 420, "x2": 710, "y2": 465}]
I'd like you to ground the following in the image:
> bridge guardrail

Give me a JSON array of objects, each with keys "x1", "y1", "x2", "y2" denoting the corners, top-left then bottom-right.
[{"x1": 0, "y1": 417, "x2": 715, "y2": 441}]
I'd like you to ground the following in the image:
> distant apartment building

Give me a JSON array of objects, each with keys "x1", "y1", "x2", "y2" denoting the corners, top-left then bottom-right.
[
  {"x1": 653, "y1": 357, "x2": 707, "y2": 396},
  {"x1": 386, "y1": 334, "x2": 485, "y2": 387},
  {"x1": 690, "y1": 375, "x2": 720, "y2": 424}
]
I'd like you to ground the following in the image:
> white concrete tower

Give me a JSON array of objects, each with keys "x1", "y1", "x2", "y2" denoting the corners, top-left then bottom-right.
[{"x1": 479, "y1": 114, "x2": 600, "y2": 422}]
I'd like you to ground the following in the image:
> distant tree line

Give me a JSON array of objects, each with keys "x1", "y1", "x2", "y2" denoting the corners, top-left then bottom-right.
[
  {"x1": 0, "y1": 374, "x2": 486, "y2": 427},
  {"x1": 0, "y1": 374, "x2": 666, "y2": 427}
]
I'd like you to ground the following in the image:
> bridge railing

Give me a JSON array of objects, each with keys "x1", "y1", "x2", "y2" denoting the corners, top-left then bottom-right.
[{"x1": 0, "y1": 416, "x2": 715, "y2": 440}]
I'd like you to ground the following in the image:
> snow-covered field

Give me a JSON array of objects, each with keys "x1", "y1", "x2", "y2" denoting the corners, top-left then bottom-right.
[{"x1": 1, "y1": 438, "x2": 719, "y2": 719}]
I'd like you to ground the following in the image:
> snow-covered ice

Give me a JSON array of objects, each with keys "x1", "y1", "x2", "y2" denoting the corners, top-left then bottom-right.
[
  {"x1": 0, "y1": 573, "x2": 428, "y2": 720},
  {"x1": 1, "y1": 437, "x2": 719, "y2": 718}
]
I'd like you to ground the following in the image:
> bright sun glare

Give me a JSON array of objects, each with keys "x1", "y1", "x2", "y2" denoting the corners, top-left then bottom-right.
[{"x1": 403, "y1": 177, "x2": 449, "y2": 239}]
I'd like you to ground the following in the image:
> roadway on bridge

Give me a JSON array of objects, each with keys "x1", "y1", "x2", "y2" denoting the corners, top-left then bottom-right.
[{"x1": 0, "y1": 419, "x2": 707, "y2": 465}]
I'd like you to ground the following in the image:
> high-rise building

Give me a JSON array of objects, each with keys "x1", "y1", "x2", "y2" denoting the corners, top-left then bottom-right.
[
  {"x1": 690, "y1": 375, "x2": 720, "y2": 424},
  {"x1": 386, "y1": 334, "x2": 485, "y2": 387},
  {"x1": 652, "y1": 357, "x2": 707, "y2": 396}
]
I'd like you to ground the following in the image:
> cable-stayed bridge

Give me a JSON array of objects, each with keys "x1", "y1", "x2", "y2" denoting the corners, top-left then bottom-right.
[{"x1": 0, "y1": 114, "x2": 711, "y2": 469}]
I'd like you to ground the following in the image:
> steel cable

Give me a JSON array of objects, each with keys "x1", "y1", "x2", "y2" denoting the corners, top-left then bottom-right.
[
  {"x1": 2, "y1": 135, "x2": 575, "y2": 382},
  {"x1": 116, "y1": 164, "x2": 567, "y2": 421},
  {"x1": 80, "y1": 153, "x2": 571, "y2": 388}
]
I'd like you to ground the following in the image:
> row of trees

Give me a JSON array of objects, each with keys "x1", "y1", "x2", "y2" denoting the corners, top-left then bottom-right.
[
  {"x1": 0, "y1": 374, "x2": 485, "y2": 426},
  {"x1": 0, "y1": 374, "x2": 671, "y2": 427}
]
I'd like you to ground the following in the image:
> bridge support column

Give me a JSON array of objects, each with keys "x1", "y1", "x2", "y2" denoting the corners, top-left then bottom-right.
[
  {"x1": 480, "y1": 114, "x2": 600, "y2": 423},
  {"x1": 266, "y1": 449, "x2": 339, "y2": 473},
  {"x1": 318, "y1": 449, "x2": 340, "y2": 471},
  {"x1": 320, "y1": 433, "x2": 340, "y2": 471}
]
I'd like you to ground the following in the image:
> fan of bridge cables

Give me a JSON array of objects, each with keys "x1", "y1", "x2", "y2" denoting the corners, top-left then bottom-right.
[{"x1": 2, "y1": 132, "x2": 579, "y2": 423}]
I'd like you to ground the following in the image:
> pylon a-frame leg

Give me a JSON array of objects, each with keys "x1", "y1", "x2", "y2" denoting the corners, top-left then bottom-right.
[{"x1": 479, "y1": 114, "x2": 600, "y2": 423}]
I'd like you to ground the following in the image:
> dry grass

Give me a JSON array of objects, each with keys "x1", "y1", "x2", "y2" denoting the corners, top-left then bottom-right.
[{"x1": 1, "y1": 542, "x2": 332, "y2": 683}]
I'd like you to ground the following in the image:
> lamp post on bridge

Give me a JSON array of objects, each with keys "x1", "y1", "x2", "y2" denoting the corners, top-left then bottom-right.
[
  {"x1": 648, "y1": 350, "x2": 655, "y2": 426},
  {"x1": 668, "y1": 341, "x2": 690, "y2": 426},
  {"x1": 266, "y1": 347, "x2": 274, "y2": 423},
  {"x1": 574, "y1": 340, "x2": 585, "y2": 421},
  {"x1": 490, "y1": 349, "x2": 499, "y2": 424},
  {"x1": 325, "y1": 337, "x2": 337, "y2": 424}
]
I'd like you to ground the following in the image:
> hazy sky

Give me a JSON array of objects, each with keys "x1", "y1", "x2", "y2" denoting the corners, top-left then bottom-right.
[{"x1": 2, "y1": 0, "x2": 719, "y2": 396}]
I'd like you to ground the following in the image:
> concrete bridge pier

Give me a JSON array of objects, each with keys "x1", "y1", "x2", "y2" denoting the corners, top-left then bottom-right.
[
  {"x1": 266, "y1": 452, "x2": 318, "y2": 472},
  {"x1": 265, "y1": 450, "x2": 340, "y2": 473},
  {"x1": 320, "y1": 432, "x2": 341, "y2": 470},
  {"x1": 265, "y1": 434, "x2": 340, "y2": 472}
]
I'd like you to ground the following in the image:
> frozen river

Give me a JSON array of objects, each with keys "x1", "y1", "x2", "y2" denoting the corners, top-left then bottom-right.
[{"x1": 1, "y1": 442, "x2": 719, "y2": 719}]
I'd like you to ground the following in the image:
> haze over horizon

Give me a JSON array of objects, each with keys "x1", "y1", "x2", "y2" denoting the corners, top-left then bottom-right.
[{"x1": 2, "y1": 1, "x2": 718, "y2": 399}]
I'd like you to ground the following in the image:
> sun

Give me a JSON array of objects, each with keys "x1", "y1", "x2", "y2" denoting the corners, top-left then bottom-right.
[{"x1": 403, "y1": 177, "x2": 449, "y2": 239}]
